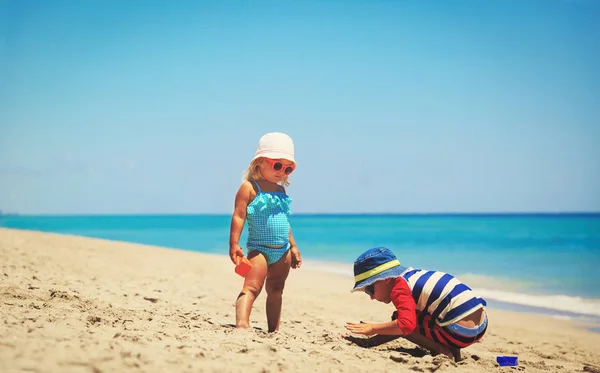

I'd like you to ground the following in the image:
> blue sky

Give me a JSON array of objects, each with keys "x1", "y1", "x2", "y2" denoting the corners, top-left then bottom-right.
[{"x1": 1, "y1": 0, "x2": 599, "y2": 214}]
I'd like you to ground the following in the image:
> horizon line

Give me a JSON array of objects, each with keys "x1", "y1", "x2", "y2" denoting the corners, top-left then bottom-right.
[{"x1": 2, "y1": 211, "x2": 600, "y2": 217}]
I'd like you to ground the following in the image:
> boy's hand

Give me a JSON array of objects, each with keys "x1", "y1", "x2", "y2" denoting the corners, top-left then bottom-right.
[
  {"x1": 229, "y1": 245, "x2": 244, "y2": 265},
  {"x1": 290, "y1": 245, "x2": 302, "y2": 269},
  {"x1": 345, "y1": 321, "x2": 376, "y2": 335}
]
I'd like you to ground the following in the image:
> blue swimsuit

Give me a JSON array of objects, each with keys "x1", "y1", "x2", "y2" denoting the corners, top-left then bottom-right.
[{"x1": 246, "y1": 180, "x2": 292, "y2": 266}]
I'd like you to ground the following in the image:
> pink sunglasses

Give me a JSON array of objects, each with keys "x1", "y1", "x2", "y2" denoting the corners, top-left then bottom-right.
[{"x1": 264, "y1": 158, "x2": 295, "y2": 175}]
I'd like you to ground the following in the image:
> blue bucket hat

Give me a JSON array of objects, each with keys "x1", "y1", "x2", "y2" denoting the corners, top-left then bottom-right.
[{"x1": 351, "y1": 247, "x2": 408, "y2": 292}]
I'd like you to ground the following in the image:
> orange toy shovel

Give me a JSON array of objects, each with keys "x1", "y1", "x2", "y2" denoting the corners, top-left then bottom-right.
[{"x1": 235, "y1": 257, "x2": 252, "y2": 277}]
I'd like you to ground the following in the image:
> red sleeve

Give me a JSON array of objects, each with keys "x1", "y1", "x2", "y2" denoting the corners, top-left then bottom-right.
[{"x1": 390, "y1": 277, "x2": 417, "y2": 335}]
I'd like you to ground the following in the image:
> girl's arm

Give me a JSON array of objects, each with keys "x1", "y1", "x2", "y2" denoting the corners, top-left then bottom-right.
[
  {"x1": 229, "y1": 182, "x2": 252, "y2": 264},
  {"x1": 289, "y1": 228, "x2": 302, "y2": 268}
]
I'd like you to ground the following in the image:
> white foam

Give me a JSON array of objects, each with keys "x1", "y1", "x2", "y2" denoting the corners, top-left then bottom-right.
[
  {"x1": 551, "y1": 315, "x2": 572, "y2": 321},
  {"x1": 475, "y1": 288, "x2": 600, "y2": 317},
  {"x1": 301, "y1": 260, "x2": 353, "y2": 277},
  {"x1": 301, "y1": 260, "x2": 600, "y2": 318}
]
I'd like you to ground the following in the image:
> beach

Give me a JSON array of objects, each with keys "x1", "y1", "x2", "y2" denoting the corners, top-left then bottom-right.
[{"x1": 1, "y1": 227, "x2": 599, "y2": 373}]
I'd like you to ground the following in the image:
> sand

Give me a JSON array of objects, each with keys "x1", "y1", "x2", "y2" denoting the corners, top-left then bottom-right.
[{"x1": 1, "y1": 227, "x2": 599, "y2": 373}]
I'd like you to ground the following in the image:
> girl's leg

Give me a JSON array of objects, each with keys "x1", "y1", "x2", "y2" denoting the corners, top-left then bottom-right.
[
  {"x1": 264, "y1": 249, "x2": 292, "y2": 332},
  {"x1": 235, "y1": 251, "x2": 268, "y2": 329}
]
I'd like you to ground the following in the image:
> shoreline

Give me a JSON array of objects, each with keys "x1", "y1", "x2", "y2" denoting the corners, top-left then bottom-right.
[
  {"x1": 3, "y1": 226, "x2": 600, "y2": 326},
  {"x1": 2, "y1": 227, "x2": 600, "y2": 372}
]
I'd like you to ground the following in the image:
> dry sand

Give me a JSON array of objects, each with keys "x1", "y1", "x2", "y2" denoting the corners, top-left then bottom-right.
[{"x1": 1, "y1": 227, "x2": 599, "y2": 373}]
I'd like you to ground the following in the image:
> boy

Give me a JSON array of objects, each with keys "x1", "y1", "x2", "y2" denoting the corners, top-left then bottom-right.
[{"x1": 344, "y1": 247, "x2": 488, "y2": 361}]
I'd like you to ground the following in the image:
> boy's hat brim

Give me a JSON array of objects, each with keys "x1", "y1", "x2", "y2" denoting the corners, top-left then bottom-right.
[{"x1": 351, "y1": 247, "x2": 408, "y2": 292}]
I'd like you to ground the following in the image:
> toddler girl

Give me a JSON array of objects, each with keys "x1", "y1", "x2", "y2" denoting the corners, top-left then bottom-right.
[{"x1": 229, "y1": 132, "x2": 302, "y2": 332}]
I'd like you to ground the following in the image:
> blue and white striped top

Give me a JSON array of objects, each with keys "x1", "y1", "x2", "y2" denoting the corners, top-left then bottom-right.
[{"x1": 401, "y1": 267, "x2": 487, "y2": 326}]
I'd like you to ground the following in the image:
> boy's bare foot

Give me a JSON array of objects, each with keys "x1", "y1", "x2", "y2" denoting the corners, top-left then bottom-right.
[
  {"x1": 451, "y1": 347, "x2": 462, "y2": 362},
  {"x1": 434, "y1": 345, "x2": 462, "y2": 361}
]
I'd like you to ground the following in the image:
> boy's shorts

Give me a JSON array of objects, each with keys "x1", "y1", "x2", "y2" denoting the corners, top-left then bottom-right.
[{"x1": 392, "y1": 310, "x2": 487, "y2": 349}]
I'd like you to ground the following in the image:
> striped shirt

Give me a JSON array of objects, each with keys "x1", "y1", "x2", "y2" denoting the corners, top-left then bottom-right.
[{"x1": 401, "y1": 267, "x2": 487, "y2": 326}]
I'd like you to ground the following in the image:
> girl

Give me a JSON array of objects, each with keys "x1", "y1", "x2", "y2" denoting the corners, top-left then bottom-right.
[{"x1": 229, "y1": 132, "x2": 302, "y2": 333}]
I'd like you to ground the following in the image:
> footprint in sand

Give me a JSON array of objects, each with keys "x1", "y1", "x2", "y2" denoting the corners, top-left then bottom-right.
[
  {"x1": 584, "y1": 365, "x2": 600, "y2": 373},
  {"x1": 533, "y1": 351, "x2": 555, "y2": 360},
  {"x1": 520, "y1": 360, "x2": 548, "y2": 370}
]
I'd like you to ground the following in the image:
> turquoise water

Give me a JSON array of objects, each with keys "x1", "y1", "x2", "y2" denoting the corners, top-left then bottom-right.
[{"x1": 2, "y1": 213, "x2": 599, "y2": 322}]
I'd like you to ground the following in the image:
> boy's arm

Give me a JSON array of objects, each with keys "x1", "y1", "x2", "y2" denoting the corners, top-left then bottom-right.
[
  {"x1": 343, "y1": 333, "x2": 401, "y2": 348},
  {"x1": 390, "y1": 279, "x2": 417, "y2": 335},
  {"x1": 345, "y1": 278, "x2": 417, "y2": 337},
  {"x1": 345, "y1": 320, "x2": 405, "y2": 336}
]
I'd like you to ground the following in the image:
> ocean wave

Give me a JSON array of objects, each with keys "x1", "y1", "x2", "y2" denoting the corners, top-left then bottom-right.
[
  {"x1": 302, "y1": 260, "x2": 600, "y2": 318},
  {"x1": 303, "y1": 260, "x2": 353, "y2": 277},
  {"x1": 476, "y1": 288, "x2": 600, "y2": 317}
]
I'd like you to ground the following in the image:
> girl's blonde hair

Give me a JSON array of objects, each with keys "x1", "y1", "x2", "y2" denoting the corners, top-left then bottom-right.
[{"x1": 242, "y1": 158, "x2": 291, "y2": 187}]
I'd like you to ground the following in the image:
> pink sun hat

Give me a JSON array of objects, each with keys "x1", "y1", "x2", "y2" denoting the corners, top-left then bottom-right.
[{"x1": 252, "y1": 132, "x2": 296, "y2": 164}]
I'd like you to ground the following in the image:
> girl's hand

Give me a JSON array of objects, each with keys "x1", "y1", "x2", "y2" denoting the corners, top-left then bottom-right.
[
  {"x1": 229, "y1": 245, "x2": 244, "y2": 265},
  {"x1": 290, "y1": 245, "x2": 302, "y2": 269},
  {"x1": 345, "y1": 321, "x2": 376, "y2": 335}
]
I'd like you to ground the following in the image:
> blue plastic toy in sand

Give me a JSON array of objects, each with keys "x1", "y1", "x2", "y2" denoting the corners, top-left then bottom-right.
[{"x1": 496, "y1": 356, "x2": 518, "y2": 366}]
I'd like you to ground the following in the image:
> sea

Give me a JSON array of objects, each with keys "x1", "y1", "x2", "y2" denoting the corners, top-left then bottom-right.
[{"x1": 2, "y1": 213, "x2": 599, "y2": 330}]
